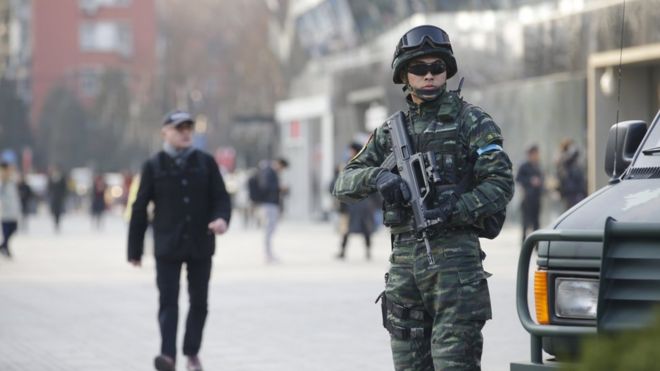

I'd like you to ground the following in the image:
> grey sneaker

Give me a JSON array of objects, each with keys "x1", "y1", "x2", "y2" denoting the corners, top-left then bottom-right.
[
  {"x1": 154, "y1": 354, "x2": 175, "y2": 371},
  {"x1": 186, "y1": 355, "x2": 203, "y2": 371}
]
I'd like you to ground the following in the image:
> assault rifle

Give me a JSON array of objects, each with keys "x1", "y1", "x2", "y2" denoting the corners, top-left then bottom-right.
[{"x1": 383, "y1": 111, "x2": 445, "y2": 264}]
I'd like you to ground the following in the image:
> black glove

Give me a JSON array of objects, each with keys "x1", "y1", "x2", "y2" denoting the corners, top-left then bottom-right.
[
  {"x1": 423, "y1": 193, "x2": 458, "y2": 223},
  {"x1": 375, "y1": 171, "x2": 411, "y2": 205}
]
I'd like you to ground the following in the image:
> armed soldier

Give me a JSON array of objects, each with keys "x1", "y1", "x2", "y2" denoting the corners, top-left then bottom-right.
[{"x1": 333, "y1": 25, "x2": 514, "y2": 370}]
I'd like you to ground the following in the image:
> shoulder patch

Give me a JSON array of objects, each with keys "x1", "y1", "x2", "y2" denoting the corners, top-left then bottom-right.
[
  {"x1": 477, "y1": 143, "x2": 503, "y2": 156},
  {"x1": 350, "y1": 132, "x2": 373, "y2": 162}
]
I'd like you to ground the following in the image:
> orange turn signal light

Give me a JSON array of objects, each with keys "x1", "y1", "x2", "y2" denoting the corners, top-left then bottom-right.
[{"x1": 534, "y1": 271, "x2": 550, "y2": 325}]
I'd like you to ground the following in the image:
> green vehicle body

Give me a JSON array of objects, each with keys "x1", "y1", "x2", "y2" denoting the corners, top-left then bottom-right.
[{"x1": 511, "y1": 110, "x2": 660, "y2": 370}]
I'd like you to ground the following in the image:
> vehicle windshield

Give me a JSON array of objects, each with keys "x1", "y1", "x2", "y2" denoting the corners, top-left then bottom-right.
[{"x1": 632, "y1": 112, "x2": 660, "y2": 168}]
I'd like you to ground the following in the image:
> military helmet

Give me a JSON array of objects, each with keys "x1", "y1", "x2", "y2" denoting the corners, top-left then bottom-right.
[{"x1": 391, "y1": 25, "x2": 457, "y2": 84}]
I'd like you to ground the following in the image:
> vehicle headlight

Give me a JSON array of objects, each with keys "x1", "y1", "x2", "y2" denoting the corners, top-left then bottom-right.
[{"x1": 555, "y1": 278, "x2": 599, "y2": 319}]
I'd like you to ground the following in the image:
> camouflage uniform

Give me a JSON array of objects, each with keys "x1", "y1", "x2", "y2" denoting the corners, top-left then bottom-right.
[{"x1": 333, "y1": 87, "x2": 514, "y2": 370}]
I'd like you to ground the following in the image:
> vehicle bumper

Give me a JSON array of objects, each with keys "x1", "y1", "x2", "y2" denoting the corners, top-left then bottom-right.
[{"x1": 510, "y1": 361, "x2": 560, "y2": 370}]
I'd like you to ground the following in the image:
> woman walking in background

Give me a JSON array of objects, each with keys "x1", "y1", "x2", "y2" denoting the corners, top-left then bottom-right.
[
  {"x1": 333, "y1": 143, "x2": 377, "y2": 261},
  {"x1": 335, "y1": 195, "x2": 377, "y2": 260}
]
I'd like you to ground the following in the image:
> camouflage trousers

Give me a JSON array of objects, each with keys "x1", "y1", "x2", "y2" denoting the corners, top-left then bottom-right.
[{"x1": 384, "y1": 231, "x2": 492, "y2": 371}]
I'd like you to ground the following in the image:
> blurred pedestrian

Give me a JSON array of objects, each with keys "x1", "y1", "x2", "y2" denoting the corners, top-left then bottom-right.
[
  {"x1": 336, "y1": 197, "x2": 377, "y2": 260},
  {"x1": 0, "y1": 162, "x2": 20, "y2": 258},
  {"x1": 516, "y1": 144, "x2": 544, "y2": 242},
  {"x1": 333, "y1": 143, "x2": 376, "y2": 260},
  {"x1": 121, "y1": 171, "x2": 133, "y2": 206},
  {"x1": 48, "y1": 166, "x2": 68, "y2": 233},
  {"x1": 556, "y1": 138, "x2": 586, "y2": 210},
  {"x1": 251, "y1": 158, "x2": 288, "y2": 263},
  {"x1": 128, "y1": 110, "x2": 231, "y2": 371},
  {"x1": 17, "y1": 174, "x2": 33, "y2": 231},
  {"x1": 90, "y1": 174, "x2": 107, "y2": 229},
  {"x1": 123, "y1": 173, "x2": 141, "y2": 222},
  {"x1": 233, "y1": 170, "x2": 254, "y2": 228}
]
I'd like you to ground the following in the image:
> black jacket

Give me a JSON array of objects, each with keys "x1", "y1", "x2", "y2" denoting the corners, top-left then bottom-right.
[
  {"x1": 515, "y1": 161, "x2": 544, "y2": 206},
  {"x1": 127, "y1": 150, "x2": 231, "y2": 261},
  {"x1": 258, "y1": 166, "x2": 281, "y2": 205}
]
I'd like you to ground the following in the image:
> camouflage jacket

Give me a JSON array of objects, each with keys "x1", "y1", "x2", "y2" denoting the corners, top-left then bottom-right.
[{"x1": 332, "y1": 89, "x2": 514, "y2": 230}]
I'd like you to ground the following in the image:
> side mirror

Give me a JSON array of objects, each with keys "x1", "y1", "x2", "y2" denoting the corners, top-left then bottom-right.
[{"x1": 604, "y1": 120, "x2": 647, "y2": 178}]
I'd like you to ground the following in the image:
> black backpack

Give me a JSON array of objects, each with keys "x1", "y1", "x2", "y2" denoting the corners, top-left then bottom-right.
[
  {"x1": 247, "y1": 171, "x2": 265, "y2": 203},
  {"x1": 455, "y1": 102, "x2": 507, "y2": 239}
]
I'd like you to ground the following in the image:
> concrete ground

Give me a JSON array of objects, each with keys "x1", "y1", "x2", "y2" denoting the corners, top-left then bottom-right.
[{"x1": 0, "y1": 210, "x2": 528, "y2": 371}]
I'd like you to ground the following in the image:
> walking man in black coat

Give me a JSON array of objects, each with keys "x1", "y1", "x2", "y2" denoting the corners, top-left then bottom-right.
[{"x1": 128, "y1": 110, "x2": 232, "y2": 371}]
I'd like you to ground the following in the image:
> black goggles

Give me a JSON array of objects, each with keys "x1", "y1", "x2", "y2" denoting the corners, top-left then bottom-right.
[
  {"x1": 397, "y1": 25, "x2": 451, "y2": 52},
  {"x1": 406, "y1": 61, "x2": 446, "y2": 77}
]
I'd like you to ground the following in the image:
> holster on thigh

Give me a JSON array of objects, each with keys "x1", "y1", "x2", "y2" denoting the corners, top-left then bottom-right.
[{"x1": 376, "y1": 281, "x2": 432, "y2": 340}]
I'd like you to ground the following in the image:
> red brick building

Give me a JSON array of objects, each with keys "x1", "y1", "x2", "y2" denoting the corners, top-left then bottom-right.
[{"x1": 31, "y1": 0, "x2": 156, "y2": 128}]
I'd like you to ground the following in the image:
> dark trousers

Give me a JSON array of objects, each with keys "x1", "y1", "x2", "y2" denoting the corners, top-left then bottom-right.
[
  {"x1": 339, "y1": 232, "x2": 371, "y2": 255},
  {"x1": 1, "y1": 221, "x2": 18, "y2": 250},
  {"x1": 156, "y1": 257, "x2": 212, "y2": 359},
  {"x1": 521, "y1": 200, "x2": 540, "y2": 242}
]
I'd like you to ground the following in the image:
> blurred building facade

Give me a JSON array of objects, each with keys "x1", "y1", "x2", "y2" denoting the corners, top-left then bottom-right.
[
  {"x1": 271, "y1": 0, "x2": 660, "y2": 221},
  {"x1": 0, "y1": 1, "x2": 11, "y2": 78},
  {"x1": 2, "y1": 0, "x2": 285, "y2": 174},
  {"x1": 229, "y1": 115, "x2": 278, "y2": 169},
  {"x1": 0, "y1": 0, "x2": 31, "y2": 171},
  {"x1": 31, "y1": 0, "x2": 156, "y2": 130},
  {"x1": 0, "y1": 0, "x2": 31, "y2": 102}
]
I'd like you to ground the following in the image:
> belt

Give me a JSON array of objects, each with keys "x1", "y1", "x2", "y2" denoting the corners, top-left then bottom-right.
[{"x1": 392, "y1": 225, "x2": 475, "y2": 240}]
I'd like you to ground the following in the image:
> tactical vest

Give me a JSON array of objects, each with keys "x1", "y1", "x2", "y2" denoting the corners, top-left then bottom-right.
[
  {"x1": 408, "y1": 103, "x2": 473, "y2": 190},
  {"x1": 385, "y1": 93, "x2": 505, "y2": 239}
]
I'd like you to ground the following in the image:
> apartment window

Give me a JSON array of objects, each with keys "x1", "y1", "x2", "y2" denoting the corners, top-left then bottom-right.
[
  {"x1": 80, "y1": 0, "x2": 131, "y2": 15},
  {"x1": 115, "y1": 23, "x2": 132, "y2": 56},
  {"x1": 79, "y1": 21, "x2": 133, "y2": 57}
]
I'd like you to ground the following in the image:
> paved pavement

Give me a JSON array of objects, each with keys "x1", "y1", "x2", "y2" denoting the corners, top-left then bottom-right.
[{"x1": 0, "y1": 210, "x2": 528, "y2": 371}]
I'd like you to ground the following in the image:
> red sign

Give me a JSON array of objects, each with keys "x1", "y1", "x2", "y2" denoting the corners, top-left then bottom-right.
[{"x1": 290, "y1": 120, "x2": 301, "y2": 140}]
